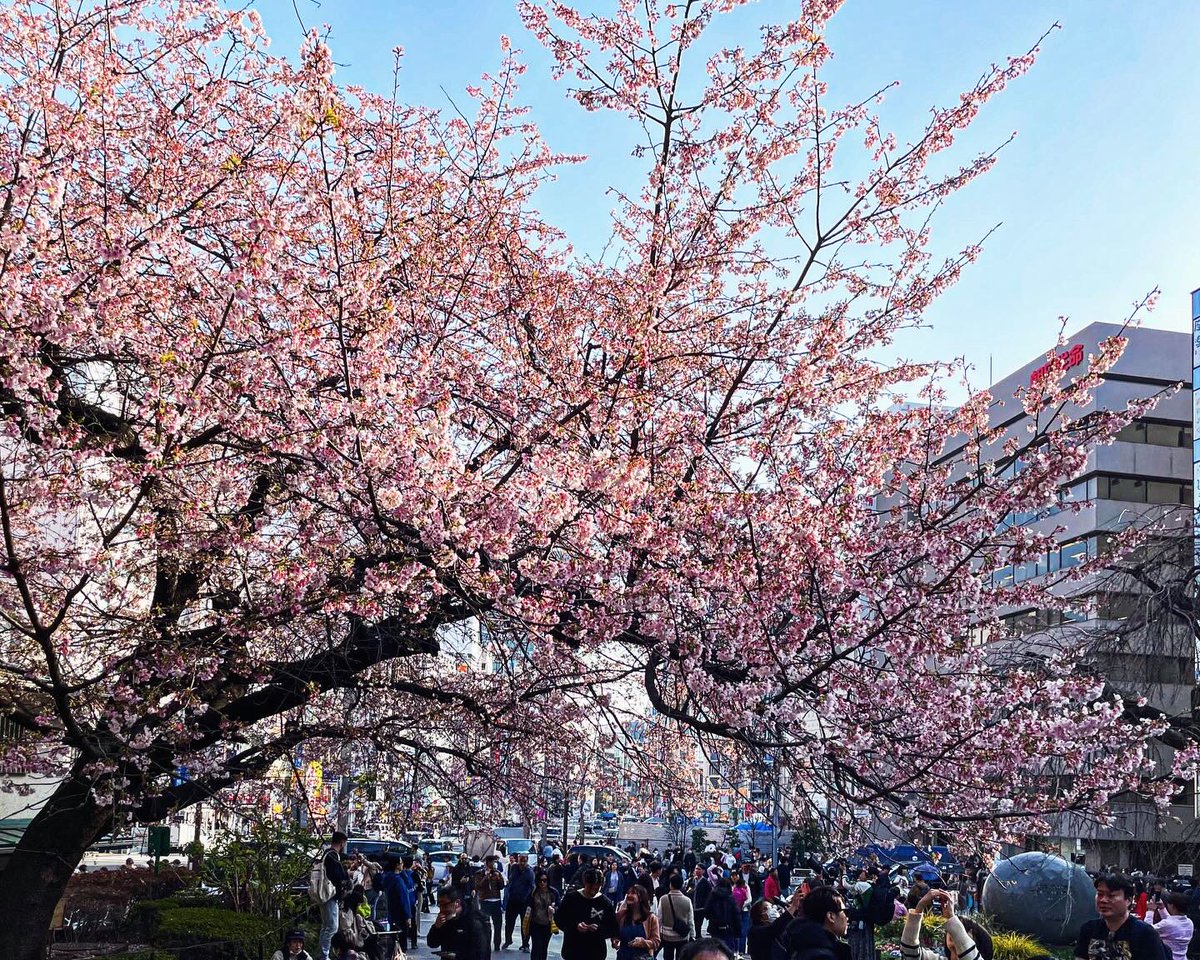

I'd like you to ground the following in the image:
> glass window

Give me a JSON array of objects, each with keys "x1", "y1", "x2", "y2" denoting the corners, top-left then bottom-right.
[
  {"x1": 1060, "y1": 540, "x2": 1089, "y2": 568},
  {"x1": 1116, "y1": 421, "x2": 1148, "y2": 443},
  {"x1": 1098, "y1": 593, "x2": 1140, "y2": 620},
  {"x1": 1103, "y1": 476, "x2": 1146, "y2": 502},
  {"x1": 1148, "y1": 481, "x2": 1180, "y2": 505},
  {"x1": 1114, "y1": 420, "x2": 1190, "y2": 447},
  {"x1": 1146, "y1": 423, "x2": 1183, "y2": 447}
]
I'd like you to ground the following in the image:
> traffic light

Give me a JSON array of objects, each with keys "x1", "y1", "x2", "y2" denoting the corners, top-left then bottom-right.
[{"x1": 147, "y1": 825, "x2": 171, "y2": 856}]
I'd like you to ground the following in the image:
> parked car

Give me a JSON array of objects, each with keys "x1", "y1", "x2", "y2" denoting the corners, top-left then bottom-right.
[
  {"x1": 568, "y1": 843, "x2": 632, "y2": 865},
  {"x1": 417, "y1": 838, "x2": 458, "y2": 856},
  {"x1": 504, "y1": 838, "x2": 536, "y2": 857},
  {"x1": 427, "y1": 850, "x2": 461, "y2": 890},
  {"x1": 345, "y1": 838, "x2": 412, "y2": 863}
]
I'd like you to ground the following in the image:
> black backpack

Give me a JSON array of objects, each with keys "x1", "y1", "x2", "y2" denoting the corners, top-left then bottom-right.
[
  {"x1": 707, "y1": 894, "x2": 736, "y2": 935},
  {"x1": 866, "y1": 882, "x2": 897, "y2": 926}
]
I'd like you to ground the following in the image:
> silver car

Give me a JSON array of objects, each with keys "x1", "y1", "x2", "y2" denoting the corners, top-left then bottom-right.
[{"x1": 427, "y1": 850, "x2": 462, "y2": 890}]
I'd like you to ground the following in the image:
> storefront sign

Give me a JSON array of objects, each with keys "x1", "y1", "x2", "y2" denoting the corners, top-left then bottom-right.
[{"x1": 1030, "y1": 343, "x2": 1084, "y2": 385}]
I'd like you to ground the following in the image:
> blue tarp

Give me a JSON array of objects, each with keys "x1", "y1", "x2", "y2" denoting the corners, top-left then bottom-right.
[
  {"x1": 853, "y1": 844, "x2": 960, "y2": 871},
  {"x1": 735, "y1": 821, "x2": 773, "y2": 833}
]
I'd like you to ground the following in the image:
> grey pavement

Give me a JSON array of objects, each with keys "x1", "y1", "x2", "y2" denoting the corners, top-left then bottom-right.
[{"x1": 407, "y1": 908, "x2": 564, "y2": 960}]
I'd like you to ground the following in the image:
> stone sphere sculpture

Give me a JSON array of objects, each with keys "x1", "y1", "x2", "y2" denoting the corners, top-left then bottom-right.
[{"x1": 981, "y1": 852, "x2": 1099, "y2": 945}]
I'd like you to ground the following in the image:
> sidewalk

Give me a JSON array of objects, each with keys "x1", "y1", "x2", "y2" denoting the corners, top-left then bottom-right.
[{"x1": 406, "y1": 909, "x2": 564, "y2": 960}]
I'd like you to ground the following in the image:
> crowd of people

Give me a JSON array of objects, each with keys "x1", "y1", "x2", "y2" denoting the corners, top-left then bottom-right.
[{"x1": 292, "y1": 831, "x2": 1199, "y2": 960}]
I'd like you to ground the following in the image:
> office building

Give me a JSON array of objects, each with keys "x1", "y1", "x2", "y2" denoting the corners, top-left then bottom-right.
[{"x1": 976, "y1": 322, "x2": 1193, "y2": 871}]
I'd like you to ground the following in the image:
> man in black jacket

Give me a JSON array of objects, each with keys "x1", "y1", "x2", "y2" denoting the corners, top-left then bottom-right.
[
  {"x1": 778, "y1": 885, "x2": 851, "y2": 960},
  {"x1": 318, "y1": 831, "x2": 350, "y2": 960},
  {"x1": 451, "y1": 854, "x2": 474, "y2": 895},
  {"x1": 547, "y1": 855, "x2": 565, "y2": 895},
  {"x1": 1076, "y1": 873, "x2": 1168, "y2": 960},
  {"x1": 506, "y1": 854, "x2": 537, "y2": 950},
  {"x1": 688, "y1": 866, "x2": 713, "y2": 934},
  {"x1": 430, "y1": 886, "x2": 491, "y2": 960},
  {"x1": 777, "y1": 849, "x2": 793, "y2": 896},
  {"x1": 705, "y1": 879, "x2": 740, "y2": 953},
  {"x1": 557, "y1": 868, "x2": 619, "y2": 960},
  {"x1": 638, "y1": 862, "x2": 665, "y2": 900}
]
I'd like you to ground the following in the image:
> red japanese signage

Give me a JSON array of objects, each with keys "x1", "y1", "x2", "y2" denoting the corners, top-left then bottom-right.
[{"x1": 1030, "y1": 343, "x2": 1084, "y2": 385}]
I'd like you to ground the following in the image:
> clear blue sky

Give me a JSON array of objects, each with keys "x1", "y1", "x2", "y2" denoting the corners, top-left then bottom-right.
[{"x1": 252, "y1": 0, "x2": 1200, "y2": 392}]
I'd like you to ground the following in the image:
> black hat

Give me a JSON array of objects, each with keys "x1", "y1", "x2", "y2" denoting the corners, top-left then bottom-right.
[{"x1": 285, "y1": 929, "x2": 306, "y2": 943}]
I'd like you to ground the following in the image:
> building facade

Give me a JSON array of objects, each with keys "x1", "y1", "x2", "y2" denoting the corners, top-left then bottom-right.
[{"x1": 978, "y1": 322, "x2": 1194, "y2": 871}]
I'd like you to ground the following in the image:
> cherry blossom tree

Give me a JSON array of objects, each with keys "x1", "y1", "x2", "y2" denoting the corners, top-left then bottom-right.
[{"x1": 0, "y1": 0, "x2": 1189, "y2": 955}]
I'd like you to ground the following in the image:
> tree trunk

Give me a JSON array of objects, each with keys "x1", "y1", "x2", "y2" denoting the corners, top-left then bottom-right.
[{"x1": 0, "y1": 764, "x2": 113, "y2": 960}]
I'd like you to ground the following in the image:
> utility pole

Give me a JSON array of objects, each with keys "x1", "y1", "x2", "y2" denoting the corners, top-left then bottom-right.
[
  {"x1": 561, "y1": 778, "x2": 569, "y2": 851},
  {"x1": 336, "y1": 774, "x2": 353, "y2": 835}
]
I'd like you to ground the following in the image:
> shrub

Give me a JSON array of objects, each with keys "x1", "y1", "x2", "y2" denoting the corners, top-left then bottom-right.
[
  {"x1": 875, "y1": 919, "x2": 905, "y2": 942},
  {"x1": 156, "y1": 904, "x2": 276, "y2": 942},
  {"x1": 993, "y1": 931, "x2": 1050, "y2": 960},
  {"x1": 104, "y1": 952, "x2": 179, "y2": 960},
  {"x1": 198, "y1": 815, "x2": 315, "y2": 916},
  {"x1": 133, "y1": 900, "x2": 280, "y2": 959}
]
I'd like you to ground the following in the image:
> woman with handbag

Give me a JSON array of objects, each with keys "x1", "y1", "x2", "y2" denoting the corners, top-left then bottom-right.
[
  {"x1": 657, "y1": 874, "x2": 696, "y2": 960},
  {"x1": 613, "y1": 885, "x2": 661, "y2": 960},
  {"x1": 526, "y1": 873, "x2": 560, "y2": 960}
]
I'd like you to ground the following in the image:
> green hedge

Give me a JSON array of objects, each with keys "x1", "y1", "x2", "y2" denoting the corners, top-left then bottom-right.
[
  {"x1": 104, "y1": 952, "x2": 179, "y2": 960},
  {"x1": 132, "y1": 900, "x2": 281, "y2": 958},
  {"x1": 157, "y1": 905, "x2": 276, "y2": 942}
]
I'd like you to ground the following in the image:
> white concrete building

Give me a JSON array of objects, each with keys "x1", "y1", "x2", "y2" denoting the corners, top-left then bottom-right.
[{"x1": 966, "y1": 322, "x2": 1194, "y2": 871}]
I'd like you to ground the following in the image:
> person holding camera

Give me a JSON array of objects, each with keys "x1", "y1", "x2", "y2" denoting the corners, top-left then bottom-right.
[
  {"x1": 1150, "y1": 891, "x2": 1194, "y2": 960},
  {"x1": 475, "y1": 855, "x2": 507, "y2": 952},
  {"x1": 901, "y1": 889, "x2": 992, "y2": 960},
  {"x1": 748, "y1": 886, "x2": 805, "y2": 960}
]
